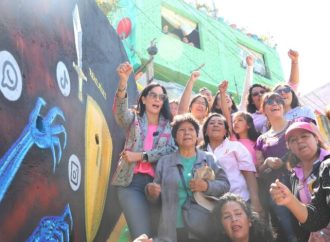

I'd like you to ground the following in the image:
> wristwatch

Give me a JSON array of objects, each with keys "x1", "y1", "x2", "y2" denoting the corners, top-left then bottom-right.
[{"x1": 142, "y1": 151, "x2": 148, "y2": 162}]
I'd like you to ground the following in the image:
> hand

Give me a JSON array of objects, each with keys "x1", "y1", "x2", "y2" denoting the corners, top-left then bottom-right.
[
  {"x1": 265, "y1": 157, "x2": 283, "y2": 170},
  {"x1": 147, "y1": 182, "x2": 161, "y2": 200},
  {"x1": 270, "y1": 179, "x2": 293, "y2": 206},
  {"x1": 246, "y1": 55, "x2": 254, "y2": 66},
  {"x1": 116, "y1": 62, "x2": 133, "y2": 84},
  {"x1": 120, "y1": 150, "x2": 140, "y2": 163},
  {"x1": 288, "y1": 49, "x2": 299, "y2": 63},
  {"x1": 133, "y1": 234, "x2": 153, "y2": 242},
  {"x1": 189, "y1": 70, "x2": 200, "y2": 83},
  {"x1": 189, "y1": 178, "x2": 208, "y2": 192},
  {"x1": 218, "y1": 80, "x2": 228, "y2": 93}
]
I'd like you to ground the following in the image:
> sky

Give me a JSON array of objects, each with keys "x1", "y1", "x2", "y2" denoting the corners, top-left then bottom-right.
[{"x1": 198, "y1": 0, "x2": 330, "y2": 95}]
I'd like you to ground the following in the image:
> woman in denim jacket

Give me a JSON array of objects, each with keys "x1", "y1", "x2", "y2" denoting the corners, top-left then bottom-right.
[
  {"x1": 111, "y1": 62, "x2": 176, "y2": 239},
  {"x1": 145, "y1": 114, "x2": 230, "y2": 242}
]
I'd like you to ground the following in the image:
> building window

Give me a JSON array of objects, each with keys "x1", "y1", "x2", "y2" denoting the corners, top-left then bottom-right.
[
  {"x1": 161, "y1": 6, "x2": 200, "y2": 49},
  {"x1": 239, "y1": 44, "x2": 268, "y2": 77}
]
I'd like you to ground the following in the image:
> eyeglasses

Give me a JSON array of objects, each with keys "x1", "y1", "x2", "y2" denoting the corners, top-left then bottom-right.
[
  {"x1": 275, "y1": 86, "x2": 291, "y2": 94},
  {"x1": 252, "y1": 90, "x2": 266, "y2": 97},
  {"x1": 147, "y1": 91, "x2": 167, "y2": 101},
  {"x1": 264, "y1": 96, "x2": 284, "y2": 105}
]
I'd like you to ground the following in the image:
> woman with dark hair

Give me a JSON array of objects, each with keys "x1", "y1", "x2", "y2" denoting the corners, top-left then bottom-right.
[
  {"x1": 201, "y1": 113, "x2": 262, "y2": 215},
  {"x1": 178, "y1": 71, "x2": 209, "y2": 143},
  {"x1": 212, "y1": 193, "x2": 275, "y2": 242},
  {"x1": 210, "y1": 91, "x2": 238, "y2": 115},
  {"x1": 145, "y1": 113, "x2": 229, "y2": 242},
  {"x1": 241, "y1": 50, "x2": 301, "y2": 133},
  {"x1": 255, "y1": 92, "x2": 297, "y2": 242},
  {"x1": 111, "y1": 62, "x2": 176, "y2": 239},
  {"x1": 273, "y1": 84, "x2": 315, "y2": 123},
  {"x1": 270, "y1": 122, "x2": 330, "y2": 242}
]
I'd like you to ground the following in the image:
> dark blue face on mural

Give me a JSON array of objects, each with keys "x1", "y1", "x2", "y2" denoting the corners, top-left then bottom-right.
[{"x1": 0, "y1": 0, "x2": 136, "y2": 241}]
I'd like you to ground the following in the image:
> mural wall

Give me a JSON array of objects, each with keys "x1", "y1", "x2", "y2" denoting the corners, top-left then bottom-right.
[{"x1": 0, "y1": 0, "x2": 136, "y2": 241}]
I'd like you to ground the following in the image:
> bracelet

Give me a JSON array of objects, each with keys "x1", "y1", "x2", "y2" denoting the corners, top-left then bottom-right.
[
  {"x1": 117, "y1": 86, "x2": 127, "y2": 92},
  {"x1": 292, "y1": 61, "x2": 298, "y2": 64}
]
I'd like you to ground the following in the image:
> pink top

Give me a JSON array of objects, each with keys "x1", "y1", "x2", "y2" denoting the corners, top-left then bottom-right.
[
  {"x1": 238, "y1": 139, "x2": 257, "y2": 166},
  {"x1": 293, "y1": 148, "x2": 330, "y2": 204},
  {"x1": 134, "y1": 124, "x2": 157, "y2": 177}
]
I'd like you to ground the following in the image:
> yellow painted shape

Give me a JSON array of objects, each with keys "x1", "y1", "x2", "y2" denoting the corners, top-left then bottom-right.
[
  {"x1": 107, "y1": 214, "x2": 128, "y2": 242},
  {"x1": 85, "y1": 95, "x2": 113, "y2": 242}
]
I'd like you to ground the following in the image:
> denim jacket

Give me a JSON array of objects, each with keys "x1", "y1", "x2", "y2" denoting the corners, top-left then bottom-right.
[
  {"x1": 149, "y1": 149, "x2": 230, "y2": 242},
  {"x1": 111, "y1": 94, "x2": 176, "y2": 187}
]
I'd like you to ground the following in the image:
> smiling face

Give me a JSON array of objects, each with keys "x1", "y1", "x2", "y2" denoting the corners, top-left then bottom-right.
[
  {"x1": 274, "y1": 85, "x2": 292, "y2": 108},
  {"x1": 262, "y1": 94, "x2": 285, "y2": 121},
  {"x1": 251, "y1": 86, "x2": 266, "y2": 109},
  {"x1": 221, "y1": 201, "x2": 251, "y2": 242},
  {"x1": 215, "y1": 93, "x2": 233, "y2": 108},
  {"x1": 141, "y1": 86, "x2": 166, "y2": 116},
  {"x1": 190, "y1": 96, "x2": 208, "y2": 121},
  {"x1": 287, "y1": 129, "x2": 319, "y2": 162},
  {"x1": 205, "y1": 115, "x2": 227, "y2": 142}
]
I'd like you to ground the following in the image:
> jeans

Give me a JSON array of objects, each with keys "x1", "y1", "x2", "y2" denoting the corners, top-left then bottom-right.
[
  {"x1": 269, "y1": 196, "x2": 297, "y2": 242},
  {"x1": 117, "y1": 173, "x2": 154, "y2": 239}
]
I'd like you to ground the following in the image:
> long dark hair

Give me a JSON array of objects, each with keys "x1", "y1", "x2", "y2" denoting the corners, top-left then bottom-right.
[
  {"x1": 273, "y1": 84, "x2": 300, "y2": 108},
  {"x1": 211, "y1": 91, "x2": 238, "y2": 114},
  {"x1": 247, "y1": 84, "x2": 270, "y2": 113},
  {"x1": 233, "y1": 111, "x2": 260, "y2": 141},
  {"x1": 212, "y1": 193, "x2": 275, "y2": 242},
  {"x1": 136, "y1": 82, "x2": 172, "y2": 120},
  {"x1": 200, "y1": 113, "x2": 229, "y2": 150}
]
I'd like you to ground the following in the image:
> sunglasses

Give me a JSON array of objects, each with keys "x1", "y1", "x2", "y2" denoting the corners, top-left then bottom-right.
[
  {"x1": 275, "y1": 86, "x2": 291, "y2": 94},
  {"x1": 147, "y1": 91, "x2": 167, "y2": 101},
  {"x1": 264, "y1": 96, "x2": 284, "y2": 105},
  {"x1": 252, "y1": 90, "x2": 266, "y2": 97}
]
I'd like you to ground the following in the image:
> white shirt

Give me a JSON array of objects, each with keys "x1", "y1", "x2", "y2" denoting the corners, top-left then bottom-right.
[{"x1": 207, "y1": 139, "x2": 256, "y2": 201}]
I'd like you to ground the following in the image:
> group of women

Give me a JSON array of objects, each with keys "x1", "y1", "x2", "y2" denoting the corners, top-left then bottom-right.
[{"x1": 111, "y1": 49, "x2": 330, "y2": 242}]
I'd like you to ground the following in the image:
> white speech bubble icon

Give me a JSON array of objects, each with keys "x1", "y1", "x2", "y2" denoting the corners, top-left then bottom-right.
[{"x1": 0, "y1": 51, "x2": 23, "y2": 101}]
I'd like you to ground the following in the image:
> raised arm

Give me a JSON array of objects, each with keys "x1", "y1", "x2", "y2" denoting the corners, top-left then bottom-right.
[
  {"x1": 238, "y1": 55, "x2": 254, "y2": 111},
  {"x1": 113, "y1": 62, "x2": 135, "y2": 129},
  {"x1": 178, "y1": 71, "x2": 200, "y2": 114},
  {"x1": 287, "y1": 49, "x2": 299, "y2": 92},
  {"x1": 218, "y1": 80, "x2": 233, "y2": 134}
]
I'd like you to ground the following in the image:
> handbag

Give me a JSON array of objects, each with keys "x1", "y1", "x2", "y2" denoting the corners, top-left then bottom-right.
[{"x1": 177, "y1": 166, "x2": 215, "y2": 240}]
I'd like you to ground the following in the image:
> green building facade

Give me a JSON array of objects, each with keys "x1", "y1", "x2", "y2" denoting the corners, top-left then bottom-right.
[{"x1": 107, "y1": 0, "x2": 284, "y2": 100}]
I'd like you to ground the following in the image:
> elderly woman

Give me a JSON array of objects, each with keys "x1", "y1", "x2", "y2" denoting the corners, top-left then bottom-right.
[
  {"x1": 270, "y1": 122, "x2": 330, "y2": 242},
  {"x1": 111, "y1": 62, "x2": 176, "y2": 239},
  {"x1": 146, "y1": 113, "x2": 230, "y2": 242},
  {"x1": 212, "y1": 193, "x2": 274, "y2": 242}
]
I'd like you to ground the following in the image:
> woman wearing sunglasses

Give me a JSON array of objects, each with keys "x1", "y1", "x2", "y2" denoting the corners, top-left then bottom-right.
[
  {"x1": 273, "y1": 84, "x2": 315, "y2": 123},
  {"x1": 241, "y1": 50, "x2": 300, "y2": 133},
  {"x1": 255, "y1": 92, "x2": 298, "y2": 242},
  {"x1": 112, "y1": 62, "x2": 176, "y2": 239}
]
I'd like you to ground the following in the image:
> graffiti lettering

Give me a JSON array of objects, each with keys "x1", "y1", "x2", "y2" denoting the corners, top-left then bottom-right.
[{"x1": 89, "y1": 68, "x2": 107, "y2": 100}]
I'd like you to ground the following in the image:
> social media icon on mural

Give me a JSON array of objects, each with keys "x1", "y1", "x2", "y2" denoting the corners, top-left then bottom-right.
[
  {"x1": 56, "y1": 61, "x2": 71, "y2": 97},
  {"x1": 0, "y1": 50, "x2": 23, "y2": 101},
  {"x1": 68, "y1": 154, "x2": 81, "y2": 191}
]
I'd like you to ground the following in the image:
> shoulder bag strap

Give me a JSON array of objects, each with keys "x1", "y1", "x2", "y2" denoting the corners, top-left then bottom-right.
[{"x1": 177, "y1": 165, "x2": 191, "y2": 198}]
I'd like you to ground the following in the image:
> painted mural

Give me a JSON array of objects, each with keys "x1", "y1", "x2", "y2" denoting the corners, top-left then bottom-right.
[{"x1": 0, "y1": 0, "x2": 137, "y2": 241}]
